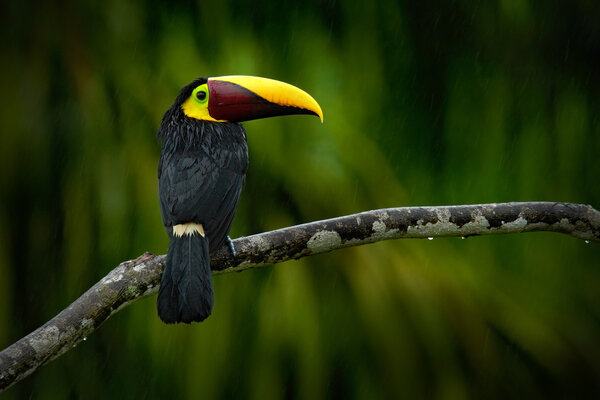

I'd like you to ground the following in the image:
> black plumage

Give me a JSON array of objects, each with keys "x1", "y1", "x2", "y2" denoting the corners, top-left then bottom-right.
[
  {"x1": 157, "y1": 79, "x2": 248, "y2": 324},
  {"x1": 159, "y1": 233, "x2": 212, "y2": 324}
]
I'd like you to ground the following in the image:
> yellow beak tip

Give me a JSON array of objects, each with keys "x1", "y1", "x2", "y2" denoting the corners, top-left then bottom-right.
[{"x1": 314, "y1": 106, "x2": 324, "y2": 123}]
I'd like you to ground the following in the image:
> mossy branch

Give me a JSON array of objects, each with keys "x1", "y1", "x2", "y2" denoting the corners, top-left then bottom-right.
[{"x1": 1, "y1": 201, "x2": 598, "y2": 391}]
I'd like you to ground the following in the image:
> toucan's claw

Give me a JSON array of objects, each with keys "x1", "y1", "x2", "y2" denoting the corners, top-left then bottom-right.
[{"x1": 226, "y1": 236, "x2": 237, "y2": 256}]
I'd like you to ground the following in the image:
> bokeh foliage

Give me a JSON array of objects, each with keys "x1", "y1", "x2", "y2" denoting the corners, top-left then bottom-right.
[{"x1": 1, "y1": 0, "x2": 599, "y2": 398}]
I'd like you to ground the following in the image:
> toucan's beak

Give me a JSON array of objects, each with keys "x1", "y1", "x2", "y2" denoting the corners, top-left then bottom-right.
[{"x1": 207, "y1": 75, "x2": 323, "y2": 123}]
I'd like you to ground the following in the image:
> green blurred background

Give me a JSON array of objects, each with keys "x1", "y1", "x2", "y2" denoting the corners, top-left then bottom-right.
[{"x1": 1, "y1": 0, "x2": 599, "y2": 398}]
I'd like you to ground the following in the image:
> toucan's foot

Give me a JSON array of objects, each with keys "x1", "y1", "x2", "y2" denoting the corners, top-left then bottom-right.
[{"x1": 226, "y1": 236, "x2": 237, "y2": 256}]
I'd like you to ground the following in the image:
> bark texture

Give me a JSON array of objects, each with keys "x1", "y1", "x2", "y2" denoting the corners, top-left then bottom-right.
[{"x1": 1, "y1": 202, "x2": 598, "y2": 391}]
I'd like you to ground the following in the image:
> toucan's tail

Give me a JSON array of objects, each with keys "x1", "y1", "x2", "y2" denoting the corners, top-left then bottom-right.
[{"x1": 157, "y1": 228, "x2": 213, "y2": 324}]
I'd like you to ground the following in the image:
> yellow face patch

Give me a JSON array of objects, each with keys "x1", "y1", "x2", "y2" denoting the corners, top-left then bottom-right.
[{"x1": 181, "y1": 84, "x2": 225, "y2": 122}]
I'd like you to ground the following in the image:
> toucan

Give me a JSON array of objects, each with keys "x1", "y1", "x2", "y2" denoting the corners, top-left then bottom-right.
[{"x1": 156, "y1": 75, "x2": 323, "y2": 324}]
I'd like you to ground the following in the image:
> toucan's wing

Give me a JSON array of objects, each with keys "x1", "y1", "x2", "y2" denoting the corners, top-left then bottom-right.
[{"x1": 159, "y1": 124, "x2": 248, "y2": 251}]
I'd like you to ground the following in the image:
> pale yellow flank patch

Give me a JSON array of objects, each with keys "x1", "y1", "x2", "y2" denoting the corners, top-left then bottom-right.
[{"x1": 173, "y1": 223, "x2": 205, "y2": 237}]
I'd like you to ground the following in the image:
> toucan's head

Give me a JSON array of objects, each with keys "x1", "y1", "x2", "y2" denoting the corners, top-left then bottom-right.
[{"x1": 169, "y1": 75, "x2": 323, "y2": 124}]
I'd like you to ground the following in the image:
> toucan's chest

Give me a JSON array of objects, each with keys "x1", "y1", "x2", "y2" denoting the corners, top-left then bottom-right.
[
  {"x1": 157, "y1": 119, "x2": 248, "y2": 231},
  {"x1": 159, "y1": 119, "x2": 249, "y2": 176}
]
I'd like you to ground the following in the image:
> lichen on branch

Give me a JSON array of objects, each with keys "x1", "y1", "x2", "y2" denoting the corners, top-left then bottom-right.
[{"x1": 1, "y1": 201, "x2": 598, "y2": 392}]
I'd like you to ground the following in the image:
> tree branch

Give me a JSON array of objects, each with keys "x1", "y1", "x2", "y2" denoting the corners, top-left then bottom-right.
[{"x1": 1, "y1": 201, "x2": 598, "y2": 391}]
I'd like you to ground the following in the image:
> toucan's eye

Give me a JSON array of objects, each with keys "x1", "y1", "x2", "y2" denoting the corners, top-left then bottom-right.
[{"x1": 192, "y1": 84, "x2": 209, "y2": 105}]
